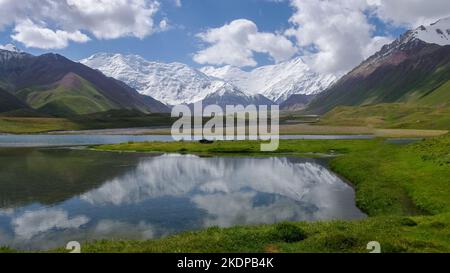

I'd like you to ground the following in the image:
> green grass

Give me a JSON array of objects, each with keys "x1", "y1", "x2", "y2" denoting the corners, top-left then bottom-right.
[
  {"x1": 417, "y1": 80, "x2": 450, "y2": 107},
  {"x1": 16, "y1": 75, "x2": 117, "y2": 116},
  {"x1": 319, "y1": 103, "x2": 450, "y2": 130},
  {"x1": 69, "y1": 110, "x2": 175, "y2": 130},
  {"x1": 0, "y1": 111, "x2": 175, "y2": 134},
  {"x1": 93, "y1": 138, "x2": 376, "y2": 156},
  {"x1": 70, "y1": 135, "x2": 450, "y2": 253},
  {"x1": 0, "y1": 117, "x2": 82, "y2": 133},
  {"x1": 55, "y1": 214, "x2": 449, "y2": 253}
]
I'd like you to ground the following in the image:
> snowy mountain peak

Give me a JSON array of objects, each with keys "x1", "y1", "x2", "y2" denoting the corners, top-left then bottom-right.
[
  {"x1": 82, "y1": 53, "x2": 337, "y2": 105},
  {"x1": 0, "y1": 44, "x2": 22, "y2": 53},
  {"x1": 81, "y1": 53, "x2": 262, "y2": 106},
  {"x1": 0, "y1": 45, "x2": 31, "y2": 64},
  {"x1": 354, "y1": 17, "x2": 450, "y2": 78},
  {"x1": 201, "y1": 56, "x2": 338, "y2": 103},
  {"x1": 413, "y1": 17, "x2": 450, "y2": 46}
]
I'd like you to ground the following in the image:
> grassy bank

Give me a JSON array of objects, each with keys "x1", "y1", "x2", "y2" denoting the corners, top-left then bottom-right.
[
  {"x1": 72, "y1": 135, "x2": 450, "y2": 253},
  {"x1": 319, "y1": 103, "x2": 450, "y2": 130},
  {"x1": 0, "y1": 117, "x2": 82, "y2": 134},
  {"x1": 0, "y1": 112, "x2": 174, "y2": 134}
]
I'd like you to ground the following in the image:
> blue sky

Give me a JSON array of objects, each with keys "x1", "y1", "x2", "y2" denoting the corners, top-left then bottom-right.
[
  {"x1": 0, "y1": 0, "x2": 296, "y2": 67},
  {"x1": 0, "y1": 0, "x2": 448, "y2": 73}
]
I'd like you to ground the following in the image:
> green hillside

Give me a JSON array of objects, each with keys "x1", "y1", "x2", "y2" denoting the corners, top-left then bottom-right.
[
  {"x1": 0, "y1": 51, "x2": 169, "y2": 116},
  {"x1": 0, "y1": 87, "x2": 28, "y2": 112},
  {"x1": 307, "y1": 42, "x2": 450, "y2": 115},
  {"x1": 416, "y1": 79, "x2": 450, "y2": 107},
  {"x1": 15, "y1": 73, "x2": 118, "y2": 116},
  {"x1": 391, "y1": 60, "x2": 450, "y2": 107},
  {"x1": 320, "y1": 103, "x2": 450, "y2": 130}
]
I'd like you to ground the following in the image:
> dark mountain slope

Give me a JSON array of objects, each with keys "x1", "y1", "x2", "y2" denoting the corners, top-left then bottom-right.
[
  {"x1": 307, "y1": 20, "x2": 450, "y2": 114},
  {"x1": 280, "y1": 94, "x2": 314, "y2": 111},
  {"x1": 0, "y1": 50, "x2": 169, "y2": 115},
  {"x1": 0, "y1": 87, "x2": 28, "y2": 112},
  {"x1": 16, "y1": 53, "x2": 168, "y2": 114}
]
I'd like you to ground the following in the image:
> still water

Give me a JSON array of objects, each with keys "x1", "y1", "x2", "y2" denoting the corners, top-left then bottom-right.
[
  {"x1": 0, "y1": 148, "x2": 365, "y2": 250},
  {"x1": 0, "y1": 134, "x2": 374, "y2": 147}
]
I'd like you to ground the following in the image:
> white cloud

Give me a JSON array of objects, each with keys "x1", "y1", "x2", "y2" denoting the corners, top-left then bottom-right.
[
  {"x1": 63, "y1": 0, "x2": 160, "y2": 40},
  {"x1": 286, "y1": 0, "x2": 450, "y2": 74},
  {"x1": 0, "y1": 43, "x2": 21, "y2": 52},
  {"x1": 193, "y1": 19, "x2": 297, "y2": 67},
  {"x1": 0, "y1": 0, "x2": 161, "y2": 49},
  {"x1": 11, "y1": 20, "x2": 90, "y2": 49},
  {"x1": 159, "y1": 19, "x2": 169, "y2": 30},
  {"x1": 363, "y1": 35, "x2": 393, "y2": 58},
  {"x1": 285, "y1": 0, "x2": 388, "y2": 74},
  {"x1": 367, "y1": 0, "x2": 450, "y2": 27}
]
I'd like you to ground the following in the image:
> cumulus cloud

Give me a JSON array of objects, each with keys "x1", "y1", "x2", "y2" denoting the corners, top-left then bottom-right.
[
  {"x1": 63, "y1": 0, "x2": 160, "y2": 39},
  {"x1": 368, "y1": 0, "x2": 450, "y2": 27},
  {"x1": 286, "y1": 0, "x2": 450, "y2": 74},
  {"x1": 286, "y1": 0, "x2": 390, "y2": 74},
  {"x1": 193, "y1": 19, "x2": 297, "y2": 67},
  {"x1": 11, "y1": 20, "x2": 90, "y2": 49},
  {"x1": 0, "y1": 0, "x2": 160, "y2": 49}
]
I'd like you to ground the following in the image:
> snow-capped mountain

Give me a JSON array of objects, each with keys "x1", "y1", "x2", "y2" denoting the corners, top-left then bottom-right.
[
  {"x1": 194, "y1": 83, "x2": 274, "y2": 109},
  {"x1": 306, "y1": 18, "x2": 450, "y2": 114},
  {"x1": 0, "y1": 44, "x2": 22, "y2": 53},
  {"x1": 200, "y1": 57, "x2": 338, "y2": 103},
  {"x1": 350, "y1": 17, "x2": 450, "y2": 78},
  {"x1": 414, "y1": 17, "x2": 450, "y2": 46},
  {"x1": 81, "y1": 53, "x2": 270, "y2": 106},
  {"x1": 0, "y1": 44, "x2": 29, "y2": 65}
]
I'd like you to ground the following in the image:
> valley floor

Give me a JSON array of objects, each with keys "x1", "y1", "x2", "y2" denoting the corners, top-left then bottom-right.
[
  {"x1": 1, "y1": 108, "x2": 449, "y2": 253},
  {"x1": 1, "y1": 116, "x2": 447, "y2": 138},
  {"x1": 20, "y1": 134, "x2": 446, "y2": 253}
]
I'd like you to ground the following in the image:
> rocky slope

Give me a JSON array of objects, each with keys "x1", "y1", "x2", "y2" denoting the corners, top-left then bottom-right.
[{"x1": 307, "y1": 18, "x2": 450, "y2": 114}]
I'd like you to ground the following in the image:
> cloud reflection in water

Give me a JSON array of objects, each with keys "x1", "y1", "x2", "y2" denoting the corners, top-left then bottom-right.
[
  {"x1": 0, "y1": 154, "x2": 365, "y2": 250},
  {"x1": 82, "y1": 154, "x2": 364, "y2": 225}
]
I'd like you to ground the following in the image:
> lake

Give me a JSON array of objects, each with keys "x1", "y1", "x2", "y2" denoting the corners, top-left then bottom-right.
[
  {"x1": 0, "y1": 148, "x2": 365, "y2": 250},
  {"x1": 0, "y1": 134, "x2": 374, "y2": 147}
]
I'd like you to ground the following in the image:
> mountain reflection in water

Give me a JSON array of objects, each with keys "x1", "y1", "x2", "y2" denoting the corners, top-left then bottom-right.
[{"x1": 0, "y1": 149, "x2": 365, "y2": 250}]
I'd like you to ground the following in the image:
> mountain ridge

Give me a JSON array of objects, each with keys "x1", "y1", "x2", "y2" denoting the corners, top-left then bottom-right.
[
  {"x1": 190, "y1": 84, "x2": 275, "y2": 110},
  {"x1": 81, "y1": 53, "x2": 275, "y2": 106},
  {"x1": 0, "y1": 50, "x2": 170, "y2": 115},
  {"x1": 0, "y1": 86, "x2": 29, "y2": 113},
  {"x1": 306, "y1": 18, "x2": 450, "y2": 114},
  {"x1": 200, "y1": 57, "x2": 338, "y2": 103}
]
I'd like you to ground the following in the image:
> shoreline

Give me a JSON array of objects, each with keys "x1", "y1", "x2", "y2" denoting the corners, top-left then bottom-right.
[
  {"x1": 1, "y1": 136, "x2": 449, "y2": 253},
  {"x1": 1, "y1": 122, "x2": 447, "y2": 138}
]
